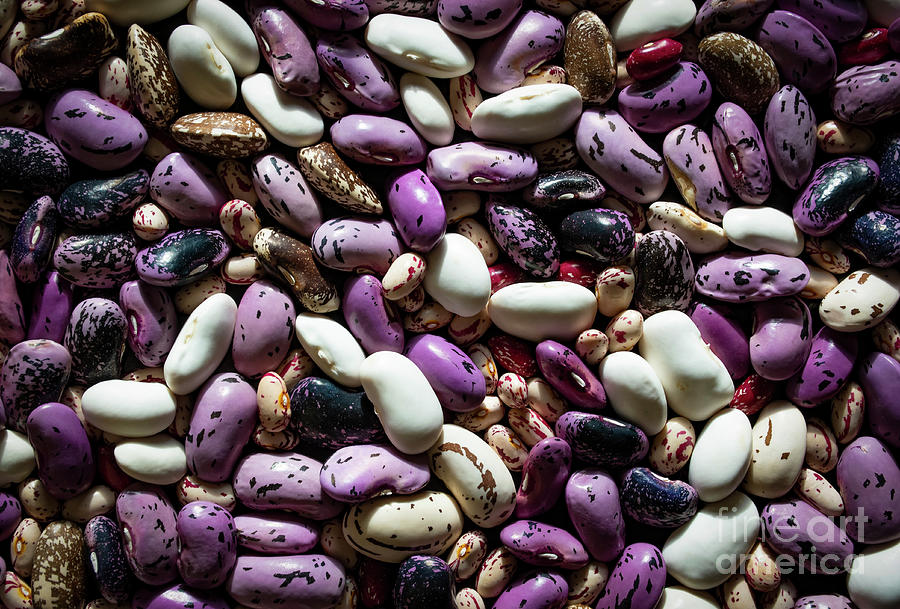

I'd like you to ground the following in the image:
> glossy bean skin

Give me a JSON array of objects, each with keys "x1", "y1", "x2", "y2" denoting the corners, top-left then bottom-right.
[
  {"x1": 132, "y1": 584, "x2": 232, "y2": 609},
  {"x1": 64, "y1": 298, "x2": 127, "y2": 386},
  {"x1": 56, "y1": 169, "x2": 149, "y2": 230},
  {"x1": 499, "y1": 519, "x2": 589, "y2": 569},
  {"x1": 289, "y1": 376, "x2": 386, "y2": 450},
  {"x1": 316, "y1": 32, "x2": 400, "y2": 112},
  {"x1": 620, "y1": 467, "x2": 698, "y2": 528},
  {"x1": 473, "y1": 10, "x2": 565, "y2": 94},
  {"x1": 12, "y1": 195, "x2": 57, "y2": 283},
  {"x1": 493, "y1": 571, "x2": 568, "y2": 609},
  {"x1": 515, "y1": 437, "x2": 572, "y2": 518},
  {"x1": 486, "y1": 198, "x2": 560, "y2": 278},
  {"x1": 386, "y1": 168, "x2": 447, "y2": 253},
  {"x1": 556, "y1": 411, "x2": 649, "y2": 469},
  {"x1": 249, "y1": 2, "x2": 319, "y2": 96},
  {"x1": 321, "y1": 443, "x2": 429, "y2": 502},
  {"x1": 186, "y1": 373, "x2": 258, "y2": 483},
  {"x1": 792, "y1": 156, "x2": 880, "y2": 236},
  {"x1": 136, "y1": 228, "x2": 231, "y2": 288},
  {"x1": 27, "y1": 271, "x2": 73, "y2": 344},
  {"x1": 566, "y1": 469, "x2": 625, "y2": 562},
  {"x1": 84, "y1": 515, "x2": 132, "y2": 604},
  {"x1": 393, "y1": 555, "x2": 455, "y2": 609},
  {"x1": 618, "y1": 62, "x2": 712, "y2": 134},
  {"x1": 331, "y1": 115, "x2": 427, "y2": 165},
  {"x1": 0, "y1": 338, "x2": 71, "y2": 432},
  {"x1": 535, "y1": 340, "x2": 607, "y2": 410},
  {"x1": 26, "y1": 402, "x2": 94, "y2": 500},
  {"x1": 594, "y1": 543, "x2": 666, "y2": 609},
  {"x1": 119, "y1": 280, "x2": 177, "y2": 367},
  {"x1": 405, "y1": 333, "x2": 486, "y2": 412},
  {"x1": 343, "y1": 274, "x2": 404, "y2": 354},
  {"x1": 175, "y1": 501, "x2": 237, "y2": 589},
  {"x1": 232, "y1": 279, "x2": 296, "y2": 378},
  {"x1": 226, "y1": 554, "x2": 346, "y2": 609},
  {"x1": 764, "y1": 85, "x2": 816, "y2": 190},
  {"x1": 232, "y1": 452, "x2": 343, "y2": 520},
  {"x1": 116, "y1": 484, "x2": 179, "y2": 586},
  {"x1": 235, "y1": 511, "x2": 319, "y2": 555},
  {"x1": 663, "y1": 124, "x2": 734, "y2": 221}
]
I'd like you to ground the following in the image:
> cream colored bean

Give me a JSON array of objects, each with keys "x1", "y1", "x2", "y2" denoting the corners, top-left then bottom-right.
[
  {"x1": 831, "y1": 381, "x2": 865, "y2": 444},
  {"x1": 429, "y1": 424, "x2": 517, "y2": 527},
  {"x1": 294, "y1": 313, "x2": 365, "y2": 388},
  {"x1": 60, "y1": 485, "x2": 115, "y2": 522},
  {"x1": 456, "y1": 588, "x2": 486, "y2": 609},
  {"x1": 321, "y1": 519, "x2": 359, "y2": 570},
  {"x1": 404, "y1": 300, "x2": 454, "y2": 332},
  {"x1": 256, "y1": 372, "x2": 290, "y2": 433},
  {"x1": 599, "y1": 351, "x2": 667, "y2": 435},
  {"x1": 400, "y1": 72, "x2": 455, "y2": 146},
  {"x1": 575, "y1": 329, "x2": 609, "y2": 365},
  {"x1": 341, "y1": 490, "x2": 463, "y2": 563},
  {"x1": 475, "y1": 547, "x2": 519, "y2": 598},
  {"x1": 820, "y1": 267, "x2": 900, "y2": 332},
  {"x1": 595, "y1": 265, "x2": 635, "y2": 317},
  {"x1": 453, "y1": 396, "x2": 505, "y2": 432},
  {"x1": 167, "y1": 24, "x2": 236, "y2": 109},
  {"x1": 470, "y1": 84, "x2": 583, "y2": 145},
  {"x1": 114, "y1": 433, "x2": 187, "y2": 485},
  {"x1": 648, "y1": 201, "x2": 728, "y2": 254},
  {"x1": 18, "y1": 478, "x2": 59, "y2": 521},
  {"x1": 176, "y1": 475, "x2": 236, "y2": 511},
  {"x1": 507, "y1": 407, "x2": 554, "y2": 446},
  {"x1": 10, "y1": 518, "x2": 40, "y2": 578},
  {"x1": 497, "y1": 372, "x2": 528, "y2": 408},
  {"x1": 662, "y1": 491, "x2": 759, "y2": 590},
  {"x1": 165, "y1": 293, "x2": 236, "y2": 394},
  {"x1": 449, "y1": 74, "x2": 482, "y2": 132},
  {"x1": 639, "y1": 310, "x2": 733, "y2": 421},
  {"x1": 0, "y1": 429, "x2": 35, "y2": 487},
  {"x1": 174, "y1": 274, "x2": 226, "y2": 315},
  {"x1": 217, "y1": 160, "x2": 259, "y2": 204},
  {"x1": 604, "y1": 309, "x2": 643, "y2": 352},
  {"x1": 446, "y1": 530, "x2": 488, "y2": 581},
  {"x1": 805, "y1": 417, "x2": 839, "y2": 473},
  {"x1": 252, "y1": 425, "x2": 299, "y2": 451},
  {"x1": 805, "y1": 236, "x2": 851, "y2": 274},
  {"x1": 743, "y1": 401, "x2": 806, "y2": 499},
  {"x1": 526, "y1": 376, "x2": 567, "y2": 423},
  {"x1": 649, "y1": 417, "x2": 696, "y2": 477},
  {"x1": 689, "y1": 408, "x2": 751, "y2": 502},
  {"x1": 873, "y1": 318, "x2": 900, "y2": 363},
  {"x1": 489, "y1": 281, "x2": 598, "y2": 342},
  {"x1": 448, "y1": 308, "x2": 492, "y2": 345},
  {"x1": 382, "y1": 252, "x2": 426, "y2": 301},
  {"x1": 566, "y1": 561, "x2": 609, "y2": 606},
  {"x1": 276, "y1": 347, "x2": 316, "y2": 391},
  {"x1": 365, "y1": 14, "x2": 474, "y2": 78},
  {"x1": 745, "y1": 541, "x2": 781, "y2": 592},
  {"x1": 359, "y1": 351, "x2": 443, "y2": 455},
  {"x1": 397, "y1": 286, "x2": 425, "y2": 312},
  {"x1": 484, "y1": 424, "x2": 528, "y2": 471},
  {"x1": 800, "y1": 264, "x2": 839, "y2": 300},
  {"x1": 793, "y1": 468, "x2": 844, "y2": 517},
  {"x1": 456, "y1": 217, "x2": 499, "y2": 264},
  {"x1": 132, "y1": 202, "x2": 169, "y2": 241},
  {"x1": 218, "y1": 198, "x2": 261, "y2": 251},
  {"x1": 467, "y1": 343, "x2": 498, "y2": 395}
]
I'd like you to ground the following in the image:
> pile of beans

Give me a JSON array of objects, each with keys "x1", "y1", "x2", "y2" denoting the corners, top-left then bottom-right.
[{"x1": 0, "y1": 0, "x2": 899, "y2": 607}]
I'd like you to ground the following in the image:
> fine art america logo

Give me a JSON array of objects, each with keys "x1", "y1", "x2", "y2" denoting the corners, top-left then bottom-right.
[{"x1": 716, "y1": 506, "x2": 867, "y2": 576}]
